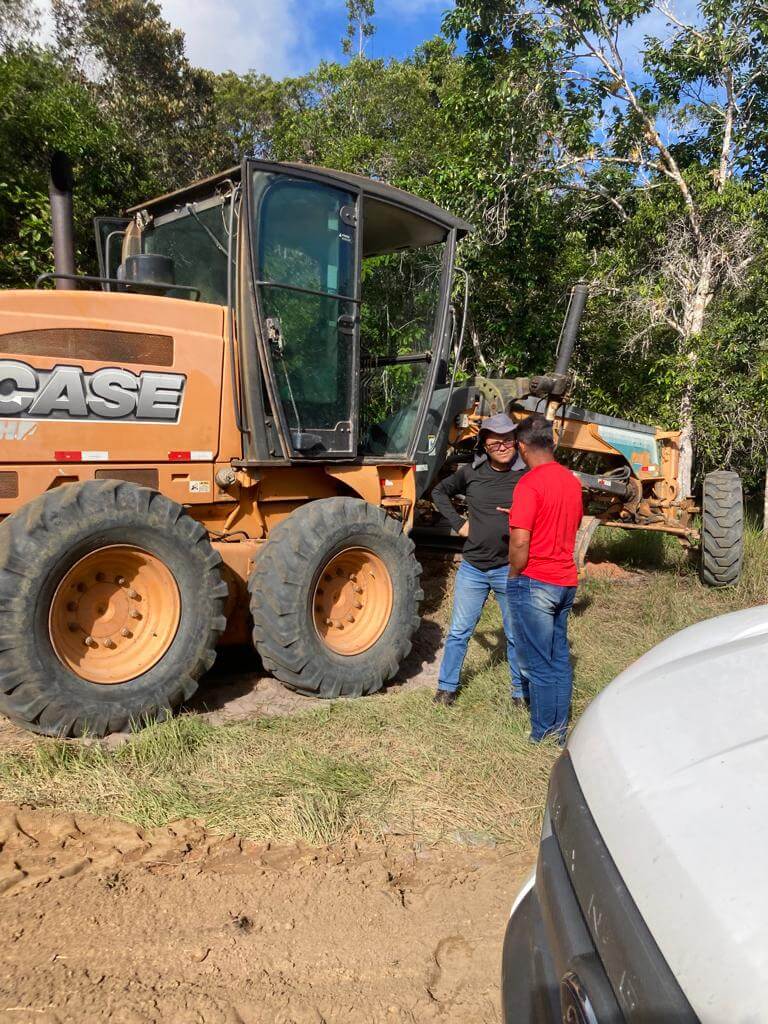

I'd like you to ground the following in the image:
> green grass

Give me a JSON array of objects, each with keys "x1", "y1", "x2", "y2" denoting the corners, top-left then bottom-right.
[{"x1": 1, "y1": 524, "x2": 766, "y2": 849}]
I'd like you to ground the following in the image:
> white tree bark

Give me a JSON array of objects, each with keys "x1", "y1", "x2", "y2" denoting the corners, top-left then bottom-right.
[
  {"x1": 675, "y1": 253, "x2": 713, "y2": 497},
  {"x1": 678, "y1": 382, "x2": 695, "y2": 500}
]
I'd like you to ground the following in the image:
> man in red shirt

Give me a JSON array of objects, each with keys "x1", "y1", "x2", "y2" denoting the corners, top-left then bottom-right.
[{"x1": 506, "y1": 415, "x2": 583, "y2": 743}]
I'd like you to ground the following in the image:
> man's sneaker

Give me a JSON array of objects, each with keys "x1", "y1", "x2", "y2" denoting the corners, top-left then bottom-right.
[{"x1": 433, "y1": 689, "x2": 457, "y2": 707}]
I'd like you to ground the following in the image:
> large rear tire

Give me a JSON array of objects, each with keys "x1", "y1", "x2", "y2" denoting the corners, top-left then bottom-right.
[
  {"x1": 700, "y1": 470, "x2": 744, "y2": 587},
  {"x1": 0, "y1": 481, "x2": 227, "y2": 737},
  {"x1": 249, "y1": 497, "x2": 422, "y2": 698}
]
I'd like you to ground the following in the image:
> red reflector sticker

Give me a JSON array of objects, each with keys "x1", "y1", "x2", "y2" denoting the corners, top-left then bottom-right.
[
  {"x1": 168, "y1": 450, "x2": 213, "y2": 461},
  {"x1": 55, "y1": 451, "x2": 109, "y2": 462}
]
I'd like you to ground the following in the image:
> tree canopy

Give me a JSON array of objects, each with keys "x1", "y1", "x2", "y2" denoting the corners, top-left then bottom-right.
[{"x1": 2, "y1": 0, "x2": 766, "y2": 492}]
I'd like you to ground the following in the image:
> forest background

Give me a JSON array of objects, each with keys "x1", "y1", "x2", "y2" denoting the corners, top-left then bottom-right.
[{"x1": 2, "y1": 0, "x2": 767, "y2": 498}]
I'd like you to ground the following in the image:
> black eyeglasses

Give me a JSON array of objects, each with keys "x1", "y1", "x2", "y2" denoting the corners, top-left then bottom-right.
[{"x1": 485, "y1": 439, "x2": 516, "y2": 452}]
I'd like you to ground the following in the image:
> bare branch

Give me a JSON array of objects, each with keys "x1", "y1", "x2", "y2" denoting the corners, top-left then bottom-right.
[
  {"x1": 557, "y1": 5, "x2": 702, "y2": 237},
  {"x1": 655, "y1": 2, "x2": 708, "y2": 43}
]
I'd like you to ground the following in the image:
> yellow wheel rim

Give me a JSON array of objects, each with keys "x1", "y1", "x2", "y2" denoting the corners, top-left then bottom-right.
[
  {"x1": 49, "y1": 545, "x2": 181, "y2": 685},
  {"x1": 312, "y1": 548, "x2": 393, "y2": 657}
]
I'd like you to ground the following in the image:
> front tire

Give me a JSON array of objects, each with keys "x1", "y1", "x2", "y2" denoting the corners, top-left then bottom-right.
[
  {"x1": 249, "y1": 497, "x2": 422, "y2": 698},
  {"x1": 700, "y1": 470, "x2": 744, "y2": 587},
  {"x1": 0, "y1": 481, "x2": 227, "y2": 737}
]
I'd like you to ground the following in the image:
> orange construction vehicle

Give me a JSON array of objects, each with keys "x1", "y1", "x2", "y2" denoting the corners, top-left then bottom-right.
[
  {"x1": 0, "y1": 155, "x2": 472, "y2": 736},
  {"x1": 0, "y1": 155, "x2": 742, "y2": 737}
]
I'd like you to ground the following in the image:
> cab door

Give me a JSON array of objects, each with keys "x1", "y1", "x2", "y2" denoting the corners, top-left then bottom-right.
[{"x1": 249, "y1": 168, "x2": 360, "y2": 457}]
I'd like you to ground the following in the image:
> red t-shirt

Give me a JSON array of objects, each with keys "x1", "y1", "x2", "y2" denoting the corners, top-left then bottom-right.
[{"x1": 508, "y1": 462, "x2": 584, "y2": 586}]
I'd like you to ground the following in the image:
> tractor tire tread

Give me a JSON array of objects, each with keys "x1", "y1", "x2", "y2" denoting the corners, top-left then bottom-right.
[
  {"x1": 249, "y1": 497, "x2": 421, "y2": 699},
  {"x1": 0, "y1": 482, "x2": 227, "y2": 737},
  {"x1": 700, "y1": 471, "x2": 744, "y2": 587}
]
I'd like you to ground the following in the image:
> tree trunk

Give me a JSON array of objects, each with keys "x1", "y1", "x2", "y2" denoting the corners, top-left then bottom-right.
[
  {"x1": 764, "y1": 461, "x2": 768, "y2": 533},
  {"x1": 678, "y1": 378, "x2": 695, "y2": 499},
  {"x1": 676, "y1": 253, "x2": 714, "y2": 498}
]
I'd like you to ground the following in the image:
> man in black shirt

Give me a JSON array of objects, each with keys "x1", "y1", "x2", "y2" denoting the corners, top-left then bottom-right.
[{"x1": 432, "y1": 413, "x2": 526, "y2": 706}]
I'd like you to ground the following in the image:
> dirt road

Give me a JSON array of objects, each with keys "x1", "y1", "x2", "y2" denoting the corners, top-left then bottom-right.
[{"x1": 0, "y1": 803, "x2": 532, "y2": 1024}]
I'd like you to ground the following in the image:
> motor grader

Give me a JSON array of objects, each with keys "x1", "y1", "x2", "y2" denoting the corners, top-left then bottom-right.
[
  {"x1": 0, "y1": 155, "x2": 742, "y2": 737},
  {"x1": 417, "y1": 283, "x2": 744, "y2": 586}
]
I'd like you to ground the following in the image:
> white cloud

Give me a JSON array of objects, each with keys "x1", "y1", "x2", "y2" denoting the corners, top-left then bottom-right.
[
  {"x1": 33, "y1": 0, "x2": 318, "y2": 77},
  {"x1": 159, "y1": 0, "x2": 316, "y2": 76}
]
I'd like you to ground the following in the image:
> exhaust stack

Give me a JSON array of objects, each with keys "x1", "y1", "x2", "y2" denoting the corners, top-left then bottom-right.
[
  {"x1": 554, "y1": 282, "x2": 589, "y2": 376},
  {"x1": 544, "y1": 282, "x2": 589, "y2": 422},
  {"x1": 48, "y1": 151, "x2": 76, "y2": 290}
]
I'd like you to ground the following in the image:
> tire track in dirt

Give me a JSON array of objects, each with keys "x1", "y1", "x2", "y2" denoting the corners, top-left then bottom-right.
[{"x1": 0, "y1": 802, "x2": 533, "y2": 1024}]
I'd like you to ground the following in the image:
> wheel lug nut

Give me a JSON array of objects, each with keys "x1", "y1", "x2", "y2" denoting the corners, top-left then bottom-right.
[
  {"x1": 354, "y1": 601, "x2": 363, "y2": 610},
  {"x1": 84, "y1": 636, "x2": 98, "y2": 648},
  {"x1": 95, "y1": 572, "x2": 105, "y2": 582},
  {"x1": 67, "y1": 601, "x2": 77, "y2": 612},
  {"x1": 129, "y1": 609, "x2": 142, "y2": 620},
  {"x1": 354, "y1": 587, "x2": 364, "y2": 595},
  {"x1": 76, "y1": 583, "x2": 86, "y2": 593},
  {"x1": 349, "y1": 573, "x2": 357, "y2": 582},
  {"x1": 127, "y1": 588, "x2": 139, "y2": 599},
  {"x1": 104, "y1": 639, "x2": 116, "y2": 649},
  {"x1": 68, "y1": 622, "x2": 79, "y2": 632},
  {"x1": 346, "y1": 614, "x2": 355, "y2": 623},
  {"x1": 116, "y1": 576, "x2": 126, "y2": 586},
  {"x1": 120, "y1": 628, "x2": 132, "y2": 638}
]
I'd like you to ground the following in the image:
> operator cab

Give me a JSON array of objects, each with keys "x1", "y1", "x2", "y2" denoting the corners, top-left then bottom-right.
[{"x1": 101, "y1": 160, "x2": 470, "y2": 468}]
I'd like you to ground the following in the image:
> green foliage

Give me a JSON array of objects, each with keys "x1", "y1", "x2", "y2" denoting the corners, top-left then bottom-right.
[
  {"x1": 1, "y1": 0, "x2": 767, "y2": 491},
  {"x1": 0, "y1": 45, "x2": 137, "y2": 285},
  {"x1": 447, "y1": 0, "x2": 768, "y2": 489},
  {"x1": 53, "y1": 0, "x2": 226, "y2": 182}
]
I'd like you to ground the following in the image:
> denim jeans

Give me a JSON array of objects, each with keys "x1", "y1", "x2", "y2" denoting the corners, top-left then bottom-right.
[
  {"x1": 437, "y1": 560, "x2": 522, "y2": 697},
  {"x1": 506, "y1": 575, "x2": 577, "y2": 743}
]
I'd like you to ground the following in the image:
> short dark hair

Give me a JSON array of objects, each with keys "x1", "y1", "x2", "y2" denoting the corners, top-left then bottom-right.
[{"x1": 515, "y1": 414, "x2": 554, "y2": 452}]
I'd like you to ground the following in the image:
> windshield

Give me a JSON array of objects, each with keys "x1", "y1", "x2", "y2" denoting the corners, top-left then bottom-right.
[{"x1": 358, "y1": 240, "x2": 448, "y2": 458}]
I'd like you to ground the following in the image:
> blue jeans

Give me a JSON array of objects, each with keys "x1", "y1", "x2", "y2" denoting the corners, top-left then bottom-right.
[
  {"x1": 437, "y1": 560, "x2": 522, "y2": 697},
  {"x1": 506, "y1": 576, "x2": 577, "y2": 743}
]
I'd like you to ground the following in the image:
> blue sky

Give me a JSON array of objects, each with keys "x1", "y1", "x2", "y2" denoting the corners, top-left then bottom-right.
[{"x1": 158, "y1": 0, "x2": 451, "y2": 79}]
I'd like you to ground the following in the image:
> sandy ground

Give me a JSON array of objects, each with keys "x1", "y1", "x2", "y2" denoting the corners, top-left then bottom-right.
[{"x1": 0, "y1": 802, "x2": 533, "y2": 1024}]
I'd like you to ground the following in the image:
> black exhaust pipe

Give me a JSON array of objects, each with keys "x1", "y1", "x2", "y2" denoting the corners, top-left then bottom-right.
[
  {"x1": 554, "y1": 282, "x2": 589, "y2": 375},
  {"x1": 48, "y1": 151, "x2": 76, "y2": 290}
]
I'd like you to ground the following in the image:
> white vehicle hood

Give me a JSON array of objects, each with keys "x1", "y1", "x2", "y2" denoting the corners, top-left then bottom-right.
[{"x1": 568, "y1": 604, "x2": 768, "y2": 1024}]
